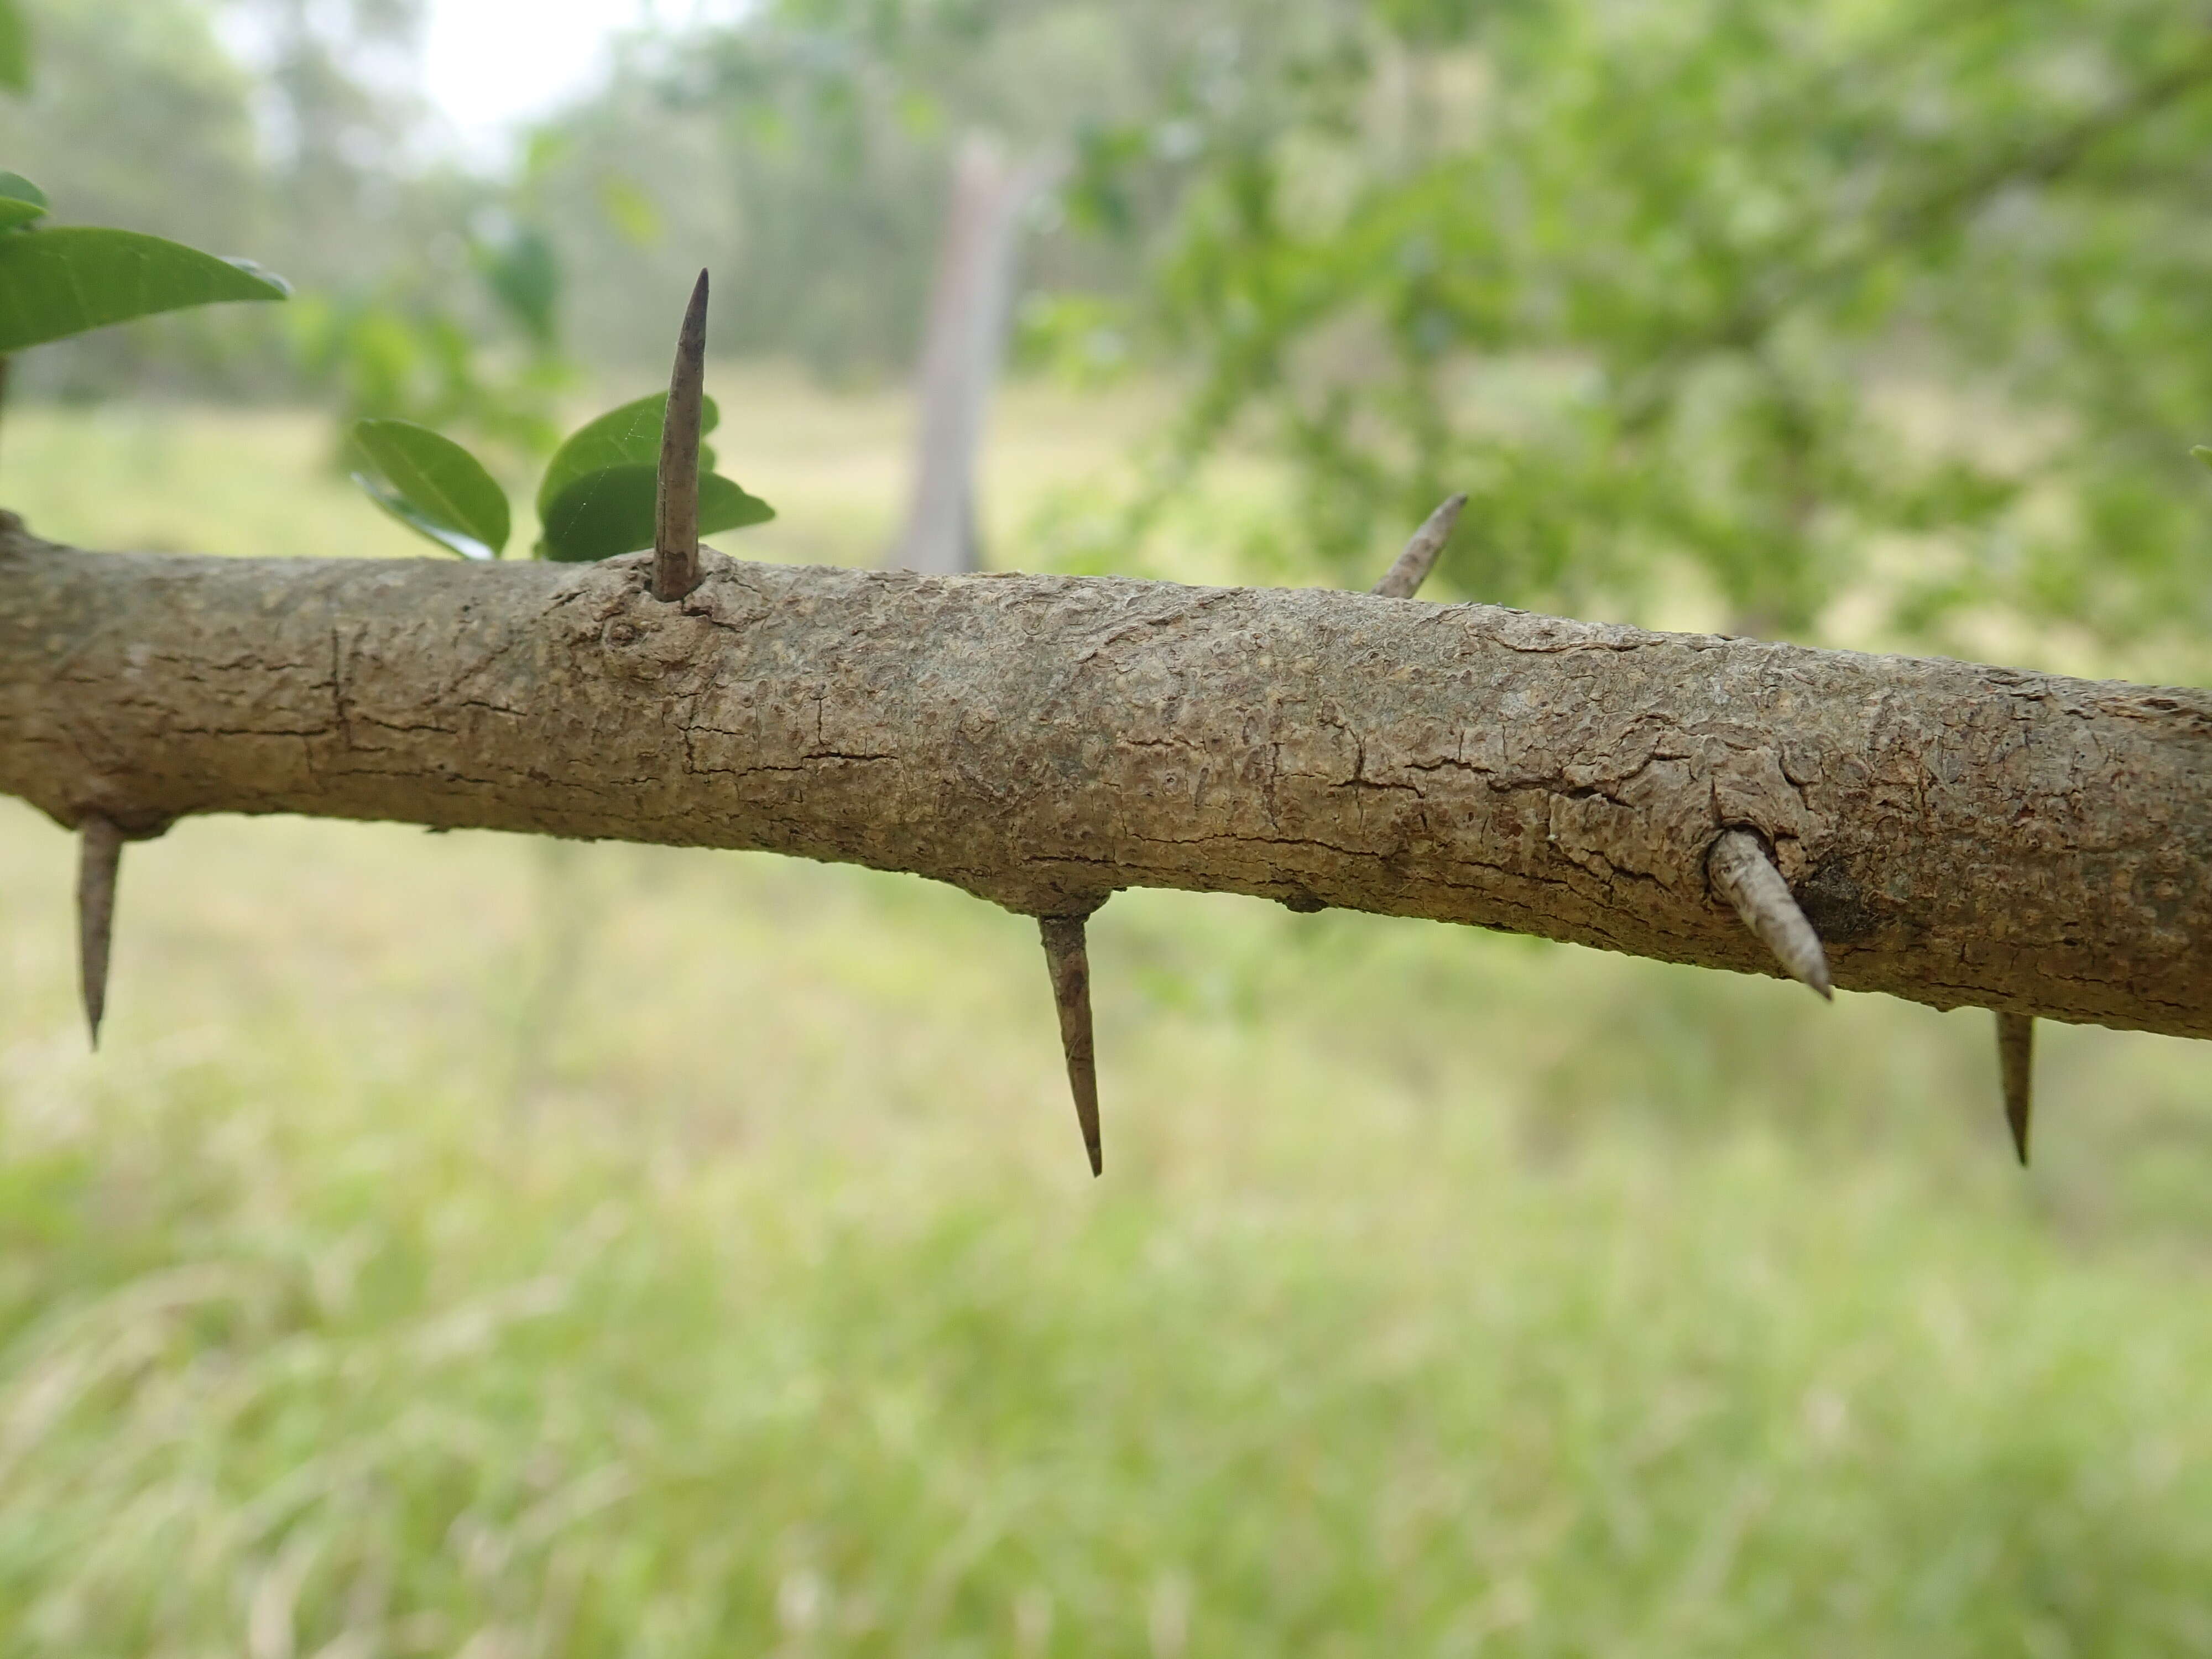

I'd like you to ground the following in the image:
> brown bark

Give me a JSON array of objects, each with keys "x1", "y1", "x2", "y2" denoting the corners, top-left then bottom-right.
[{"x1": 4, "y1": 514, "x2": 2210, "y2": 1040}]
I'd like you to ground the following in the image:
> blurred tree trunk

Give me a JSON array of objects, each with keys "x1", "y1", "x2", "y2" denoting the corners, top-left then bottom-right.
[
  {"x1": 6, "y1": 517, "x2": 2210, "y2": 1041},
  {"x1": 889, "y1": 135, "x2": 1057, "y2": 576}
]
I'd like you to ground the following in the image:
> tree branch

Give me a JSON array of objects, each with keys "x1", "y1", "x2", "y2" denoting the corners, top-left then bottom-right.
[{"x1": 4, "y1": 513, "x2": 2209, "y2": 1040}]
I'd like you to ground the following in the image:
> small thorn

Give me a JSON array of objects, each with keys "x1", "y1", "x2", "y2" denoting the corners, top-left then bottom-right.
[
  {"x1": 77, "y1": 812, "x2": 124, "y2": 1050},
  {"x1": 1371, "y1": 492, "x2": 1468, "y2": 599},
  {"x1": 1706, "y1": 828, "x2": 1832, "y2": 1000},
  {"x1": 1996, "y1": 1011, "x2": 2033, "y2": 1166},
  {"x1": 1038, "y1": 915, "x2": 1103, "y2": 1177},
  {"x1": 653, "y1": 269, "x2": 710, "y2": 603}
]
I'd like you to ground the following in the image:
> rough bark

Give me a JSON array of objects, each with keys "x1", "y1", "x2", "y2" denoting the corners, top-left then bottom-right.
[{"x1": 4, "y1": 514, "x2": 2210, "y2": 1040}]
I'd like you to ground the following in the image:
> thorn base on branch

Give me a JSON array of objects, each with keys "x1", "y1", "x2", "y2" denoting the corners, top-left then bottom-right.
[
  {"x1": 1371, "y1": 492, "x2": 1468, "y2": 600},
  {"x1": 1706, "y1": 828, "x2": 1833, "y2": 1000}
]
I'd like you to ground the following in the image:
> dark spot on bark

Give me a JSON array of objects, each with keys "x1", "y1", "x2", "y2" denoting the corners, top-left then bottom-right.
[
  {"x1": 2121, "y1": 855, "x2": 2186, "y2": 928},
  {"x1": 604, "y1": 620, "x2": 643, "y2": 649},
  {"x1": 1797, "y1": 860, "x2": 1877, "y2": 945},
  {"x1": 1279, "y1": 888, "x2": 1328, "y2": 913}
]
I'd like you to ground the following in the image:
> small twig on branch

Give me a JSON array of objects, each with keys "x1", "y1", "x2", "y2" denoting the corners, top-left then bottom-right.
[
  {"x1": 1996, "y1": 1012, "x2": 2034, "y2": 1166},
  {"x1": 1039, "y1": 915, "x2": 1103, "y2": 1176},
  {"x1": 653, "y1": 270, "x2": 709, "y2": 603},
  {"x1": 75, "y1": 812, "x2": 123, "y2": 1049},
  {"x1": 1706, "y1": 829, "x2": 1833, "y2": 1000},
  {"x1": 1371, "y1": 493, "x2": 1467, "y2": 600}
]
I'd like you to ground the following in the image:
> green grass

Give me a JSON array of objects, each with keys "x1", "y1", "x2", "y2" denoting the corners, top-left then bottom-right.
[{"x1": 3, "y1": 394, "x2": 2212, "y2": 1655}]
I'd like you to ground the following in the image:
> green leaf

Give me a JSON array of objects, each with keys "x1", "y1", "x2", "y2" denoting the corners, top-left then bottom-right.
[
  {"x1": 538, "y1": 464, "x2": 774, "y2": 563},
  {"x1": 597, "y1": 175, "x2": 664, "y2": 247},
  {"x1": 2193, "y1": 446, "x2": 2212, "y2": 474},
  {"x1": 0, "y1": 227, "x2": 287, "y2": 353},
  {"x1": 480, "y1": 225, "x2": 560, "y2": 349},
  {"x1": 538, "y1": 391, "x2": 723, "y2": 519},
  {"x1": 0, "y1": 172, "x2": 45, "y2": 231},
  {"x1": 0, "y1": 0, "x2": 28, "y2": 95},
  {"x1": 349, "y1": 419, "x2": 511, "y2": 560}
]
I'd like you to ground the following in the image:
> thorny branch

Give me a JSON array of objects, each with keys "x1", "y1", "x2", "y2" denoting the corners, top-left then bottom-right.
[{"x1": 3, "y1": 467, "x2": 2205, "y2": 1164}]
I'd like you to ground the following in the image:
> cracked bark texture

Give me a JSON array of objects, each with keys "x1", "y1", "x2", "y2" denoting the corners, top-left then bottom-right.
[{"x1": 4, "y1": 516, "x2": 2210, "y2": 1039}]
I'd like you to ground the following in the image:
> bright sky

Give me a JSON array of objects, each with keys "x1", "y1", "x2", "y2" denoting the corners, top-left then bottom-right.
[{"x1": 422, "y1": 0, "x2": 731, "y2": 163}]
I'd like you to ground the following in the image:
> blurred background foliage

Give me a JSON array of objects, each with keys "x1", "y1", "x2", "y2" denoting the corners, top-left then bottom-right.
[
  {"x1": 5, "y1": 0, "x2": 2212, "y2": 1651},
  {"x1": 8, "y1": 0, "x2": 2212, "y2": 659}
]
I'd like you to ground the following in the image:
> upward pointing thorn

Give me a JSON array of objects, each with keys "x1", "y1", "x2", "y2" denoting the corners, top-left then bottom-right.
[
  {"x1": 1038, "y1": 915, "x2": 1103, "y2": 1177},
  {"x1": 1706, "y1": 828, "x2": 1833, "y2": 1000},
  {"x1": 1996, "y1": 1011, "x2": 2034, "y2": 1166},
  {"x1": 1371, "y1": 492, "x2": 1468, "y2": 600},
  {"x1": 653, "y1": 269, "x2": 710, "y2": 603},
  {"x1": 77, "y1": 812, "x2": 124, "y2": 1050}
]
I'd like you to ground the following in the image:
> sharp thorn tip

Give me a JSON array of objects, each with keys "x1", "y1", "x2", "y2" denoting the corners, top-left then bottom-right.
[
  {"x1": 76, "y1": 813, "x2": 124, "y2": 1054},
  {"x1": 1707, "y1": 828, "x2": 1832, "y2": 1002},
  {"x1": 1996, "y1": 1011, "x2": 2034, "y2": 1170},
  {"x1": 1039, "y1": 913, "x2": 1104, "y2": 1179},
  {"x1": 653, "y1": 272, "x2": 711, "y2": 602},
  {"x1": 1371, "y1": 491, "x2": 1468, "y2": 599}
]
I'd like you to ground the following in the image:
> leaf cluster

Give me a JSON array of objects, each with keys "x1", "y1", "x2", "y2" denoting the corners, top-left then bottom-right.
[
  {"x1": 1044, "y1": 0, "x2": 2212, "y2": 649},
  {"x1": 348, "y1": 393, "x2": 774, "y2": 563}
]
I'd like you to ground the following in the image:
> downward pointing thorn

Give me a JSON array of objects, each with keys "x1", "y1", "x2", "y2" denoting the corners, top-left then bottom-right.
[
  {"x1": 1996, "y1": 1011, "x2": 2034, "y2": 1166},
  {"x1": 1371, "y1": 492, "x2": 1468, "y2": 599},
  {"x1": 653, "y1": 268, "x2": 709, "y2": 603},
  {"x1": 1039, "y1": 915, "x2": 1103, "y2": 1177},
  {"x1": 77, "y1": 813, "x2": 123, "y2": 1050},
  {"x1": 1707, "y1": 828, "x2": 1832, "y2": 1000}
]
